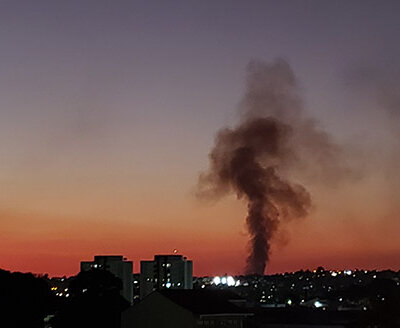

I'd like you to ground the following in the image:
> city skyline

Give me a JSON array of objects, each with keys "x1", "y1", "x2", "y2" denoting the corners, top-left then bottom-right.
[{"x1": 1, "y1": 0, "x2": 400, "y2": 277}]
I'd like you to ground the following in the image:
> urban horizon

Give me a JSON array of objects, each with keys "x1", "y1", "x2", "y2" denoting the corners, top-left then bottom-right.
[{"x1": 2, "y1": 253, "x2": 399, "y2": 279}]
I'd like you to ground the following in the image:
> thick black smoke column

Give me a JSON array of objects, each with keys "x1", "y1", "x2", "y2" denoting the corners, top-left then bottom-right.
[
  {"x1": 200, "y1": 117, "x2": 310, "y2": 274},
  {"x1": 198, "y1": 59, "x2": 313, "y2": 274}
]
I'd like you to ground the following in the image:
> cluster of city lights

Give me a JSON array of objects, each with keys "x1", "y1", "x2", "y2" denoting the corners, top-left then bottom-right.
[
  {"x1": 330, "y1": 270, "x2": 353, "y2": 277},
  {"x1": 51, "y1": 286, "x2": 70, "y2": 297},
  {"x1": 212, "y1": 276, "x2": 240, "y2": 287}
]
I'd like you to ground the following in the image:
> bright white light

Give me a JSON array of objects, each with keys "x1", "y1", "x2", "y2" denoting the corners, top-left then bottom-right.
[
  {"x1": 201, "y1": 284, "x2": 205, "y2": 289},
  {"x1": 227, "y1": 276, "x2": 235, "y2": 286},
  {"x1": 287, "y1": 299, "x2": 292, "y2": 305},
  {"x1": 213, "y1": 276, "x2": 221, "y2": 285},
  {"x1": 221, "y1": 277, "x2": 227, "y2": 285},
  {"x1": 331, "y1": 272, "x2": 337, "y2": 277},
  {"x1": 344, "y1": 270, "x2": 352, "y2": 276},
  {"x1": 65, "y1": 293, "x2": 70, "y2": 298},
  {"x1": 235, "y1": 280, "x2": 240, "y2": 287},
  {"x1": 165, "y1": 282, "x2": 171, "y2": 288},
  {"x1": 314, "y1": 301, "x2": 323, "y2": 308}
]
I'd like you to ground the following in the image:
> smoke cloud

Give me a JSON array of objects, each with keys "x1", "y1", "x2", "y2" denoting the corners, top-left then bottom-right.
[{"x1": 198, "y1": 58, "x2": 346, "y2": 274}]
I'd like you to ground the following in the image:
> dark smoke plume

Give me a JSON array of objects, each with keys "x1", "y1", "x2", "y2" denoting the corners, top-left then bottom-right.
[{"x1": 198, "y1": 58, "x2": 344, "y2": 275}]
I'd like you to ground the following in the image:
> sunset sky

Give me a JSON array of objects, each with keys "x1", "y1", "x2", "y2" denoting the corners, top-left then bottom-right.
[{"x1": 1, "y1": 0, "x2": 400, "y2": 276}]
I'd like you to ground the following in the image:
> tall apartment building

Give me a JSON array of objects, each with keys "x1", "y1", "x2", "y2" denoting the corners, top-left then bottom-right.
[
  {"x1": 81, "y1": 255, "x2": 133, "y2": 303},
  {"x1": 140, "y1": 254, "x2": 193, "y2": 299}
]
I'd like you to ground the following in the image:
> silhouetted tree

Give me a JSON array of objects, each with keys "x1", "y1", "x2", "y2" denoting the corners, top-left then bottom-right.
[
  {"x1": 0, "y1": 269, "x2": 52, "y2": 327},
  {"x1": 51, "y1": 269, "x2": 129, "y2": 328}
]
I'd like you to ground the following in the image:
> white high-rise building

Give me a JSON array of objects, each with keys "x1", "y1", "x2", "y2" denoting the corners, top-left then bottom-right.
[
  {"x1": 140, "y1": 254, "x2": 193, "y2": 299},
  {"x1": 81, "y1": 255, "x2": 133, "y2": 303}
]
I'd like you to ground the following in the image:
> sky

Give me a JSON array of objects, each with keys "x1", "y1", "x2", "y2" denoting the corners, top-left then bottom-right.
[{"x1": 1, "y1": 0, "x2": 400, "y2": 276}]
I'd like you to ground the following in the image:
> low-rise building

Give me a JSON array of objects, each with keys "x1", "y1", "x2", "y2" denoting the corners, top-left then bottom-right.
[{"x1": 121, "y1": 289, "x2": 252, "y2": 328}]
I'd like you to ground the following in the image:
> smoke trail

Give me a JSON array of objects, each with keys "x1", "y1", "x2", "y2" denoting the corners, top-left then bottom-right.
[
  {"x1": 200, "y1": 117, "x2": 310, "y2": 274},
  {"x1": 198, "y1": 58, "x2": 343, "y2": 274}
]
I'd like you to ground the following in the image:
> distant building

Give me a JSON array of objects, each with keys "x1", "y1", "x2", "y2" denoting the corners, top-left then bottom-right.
[
  {"x1": 81, "y1": 255, "x2": 133, "y2": 303},
  {"x1": 121, "y1": 289, "x2": 252, "y2": 328},
  {"x1": 132, "y1": 273, "x2": 140, "y2": 303},
  {"x1": 140, "y1": 254, "x2": 193, "y2": 299}
]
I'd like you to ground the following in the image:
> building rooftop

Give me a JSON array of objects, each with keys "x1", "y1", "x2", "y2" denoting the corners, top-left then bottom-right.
[
  {"x1": 159, "y1": 289, "x2": 250, "y2": 316},
  {"x1": 93, "y1": 255, "x2": 125, "y2": 261}
]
